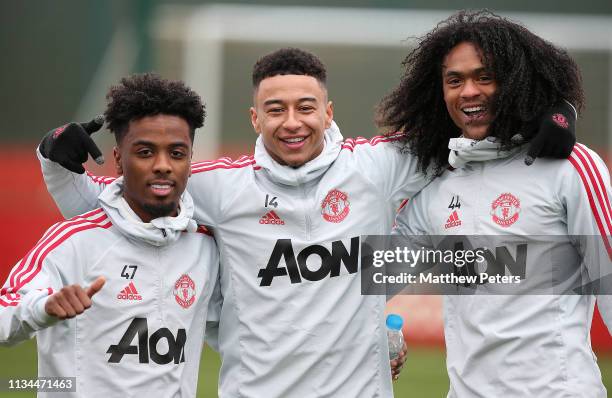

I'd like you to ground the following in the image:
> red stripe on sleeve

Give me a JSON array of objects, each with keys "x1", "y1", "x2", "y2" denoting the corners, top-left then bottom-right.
[
  {"x1": 0, "y1": 298, "x2": 18, "y2": 307},
  {"x1": 7, "y1": 212, "x2": 109, "y2": 292},
  {"x1": 86, "y1": 172, "x2": 116, "y2": 185},
  {"x1": 341, "y1": 132, "x2": 406, "y2": 152},
  {"x1": 16, "y1": 221, "x2": 112, "y2": 293},
  {"x1": 575, "y1": 144, "x2": 612, "y2": 230},
  {"x1": 192, "y1": 158, "x2": 257, "y2": 174},
  {"x1": 1, "y1": 213, "x2": 111, "y2": 297},
  {"x1": 568, "y1": 154, "x2": 612, "y2": 260}
]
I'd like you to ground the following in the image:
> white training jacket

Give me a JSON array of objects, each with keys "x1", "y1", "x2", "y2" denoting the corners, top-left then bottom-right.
[
  {"x1": 394, "y1": 138, "x2": 612, "y2": 398},
  {"x1": 38, "y1": 122, "x2": 428, "y2": 398},
  {"x1": 0, "y1": 178, "x2": 219, "y2": 398}
]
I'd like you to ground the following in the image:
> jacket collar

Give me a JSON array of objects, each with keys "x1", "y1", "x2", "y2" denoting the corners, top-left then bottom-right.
[
  {"x1": 448, "y1": 136, "x2": 523, "y2": 169},
  {"x1": 98, "y1": 177, "x2": 197, "y2": 246},
  {"x1": 253, "y1": 121, "x2": 344, "y2": 186}
]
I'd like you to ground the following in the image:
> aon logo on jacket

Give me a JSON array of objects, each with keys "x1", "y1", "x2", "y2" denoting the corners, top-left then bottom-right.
[
  {"x1": 107, "y1": 318, "x2": 186, "y2": 364},
  {"x1": 258, "y1": 237, "x2": 359, "y2": 286}
]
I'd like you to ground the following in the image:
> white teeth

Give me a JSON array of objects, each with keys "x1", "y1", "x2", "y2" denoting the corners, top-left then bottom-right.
[
  {"x1": 463, "y1": 106, "x2": 485, "y2": 113},
  {"x1": 284, "y1": 137, "x2": 305, "y2": 143},
  {"x1": 151, "y1": 184, "x2": 171, "y2": 189}
]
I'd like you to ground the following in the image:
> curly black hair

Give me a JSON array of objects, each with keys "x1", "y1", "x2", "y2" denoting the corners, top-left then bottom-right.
[
  {"x1": 105, "y1": 73, "x2": 205, "y2": 143},
  {"x1": 377, "y1": 10, "x2": 584, "y2": 174},
  {"x1": 252, "y1": 48, "x2": 327, "y2": 88}
]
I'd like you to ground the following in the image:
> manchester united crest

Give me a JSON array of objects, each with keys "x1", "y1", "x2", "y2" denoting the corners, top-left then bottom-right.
[
  {"x1": 491, "y1": 193, "x2": 520, "y2": 227},
  {"x1": 174, "y1": 274, "x2": 196, "y2": 309},
  {"x1": 321, "y1": 189, "x2": 350, "y2": 223},
  {"x1": 552, "y1": 113, "x2": 569, "y2": 129}
]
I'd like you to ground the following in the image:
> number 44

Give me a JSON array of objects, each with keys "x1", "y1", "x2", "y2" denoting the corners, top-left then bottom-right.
[{"x1": 448, "y1": 195, "x2": 461, "y2": 210}]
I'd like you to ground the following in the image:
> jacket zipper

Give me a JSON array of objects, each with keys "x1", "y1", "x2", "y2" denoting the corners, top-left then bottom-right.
[
  {"x1": 475, "y1": 163, "x2": 485, "y2": 235},
  {"x1": 156, "y1": 246, "x2": 164, "y2": 322},
  {"x1": 298, "y1": 179, "x2": 312, "y2": 240}
]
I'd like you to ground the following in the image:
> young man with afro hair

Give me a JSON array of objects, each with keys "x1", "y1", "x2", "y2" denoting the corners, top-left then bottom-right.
[
  {"x1": 387, "y1": 10, "x2": 612, "y2": 397},
  {"x1": 1, "y1": 73, "x2": 219, "y2": 398}
]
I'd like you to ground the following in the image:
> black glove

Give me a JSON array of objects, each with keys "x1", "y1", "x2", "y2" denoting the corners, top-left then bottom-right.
[
  {"x1": 512, "y1": 100, "x2": 577, "y2": 166},
  {"x1": 39, "y1": 115, "x2": 105, "y2": 174}
]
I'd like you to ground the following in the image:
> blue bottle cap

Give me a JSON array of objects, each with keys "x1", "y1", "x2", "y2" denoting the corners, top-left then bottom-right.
[{"x1": 386, "y1": 314, "x2": 403, "y2": 330}]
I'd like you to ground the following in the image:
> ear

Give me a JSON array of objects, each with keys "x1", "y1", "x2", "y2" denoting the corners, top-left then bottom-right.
[
  {"x1": 113, "y1": 146, "x2": 123, "y2": 176},
  {"x1": 325, "y1": 101, "x2": 334, "y2": 129},
  {"x1": 250, "y1": 107, "x2": 261, "y2": 135}
]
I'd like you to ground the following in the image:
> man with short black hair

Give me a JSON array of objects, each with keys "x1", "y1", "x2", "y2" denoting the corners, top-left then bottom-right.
[{"x1": 1, "y1": 73, "x2": 218, "y2": 398}]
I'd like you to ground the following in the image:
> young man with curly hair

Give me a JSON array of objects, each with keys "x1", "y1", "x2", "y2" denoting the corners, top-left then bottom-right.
[
  {"x1": 36, "y1": 47, "x2": 576, "y2": 397},
  {"x1": 384, "y1": 10, "x2": 612, "y2": 397},
  {"x1": 0, "y1": 73, "x2": 218, "y2": 397}
]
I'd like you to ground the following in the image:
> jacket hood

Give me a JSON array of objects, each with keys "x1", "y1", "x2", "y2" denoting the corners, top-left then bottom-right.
[
  {"x1": 98, "y1": 177, "x2": 198, "y2": 246},
  {"x1": 254, "y1": 121, "x2": 344, "y2": 186}
]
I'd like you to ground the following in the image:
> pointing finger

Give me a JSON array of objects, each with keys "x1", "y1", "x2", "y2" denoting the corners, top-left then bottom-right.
[{"x1": 80, "y1": 115, "x2": 105, "y2": 135}]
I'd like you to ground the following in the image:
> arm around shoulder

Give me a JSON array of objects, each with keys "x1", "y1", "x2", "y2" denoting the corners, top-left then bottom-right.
[
  {"x1": 350, "y1": 135, "x2": 430, "y2": 204},
  {"x1": 37, "y1": 147, "x2": 109, "y2": 218}
]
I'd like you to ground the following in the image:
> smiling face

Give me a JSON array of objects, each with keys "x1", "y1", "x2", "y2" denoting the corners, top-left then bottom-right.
[
  {"x1": 113, "y1": 114, "x2": 192, "y2": 222},
  {"x1": 250, "y1": 74, "x2": 333, "y2": 167},
  {"x1": 442, "y1": 41, "x2": 498, "y2": 140}
]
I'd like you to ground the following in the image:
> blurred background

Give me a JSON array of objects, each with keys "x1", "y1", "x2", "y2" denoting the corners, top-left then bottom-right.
[{"x1": 1, "y1": 1, "x2": 611, "y2": 396}]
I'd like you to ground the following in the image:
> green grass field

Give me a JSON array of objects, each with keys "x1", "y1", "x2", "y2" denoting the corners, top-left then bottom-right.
[{"x1": 1, "y1": 340, "x2": 610, "y2": 397}]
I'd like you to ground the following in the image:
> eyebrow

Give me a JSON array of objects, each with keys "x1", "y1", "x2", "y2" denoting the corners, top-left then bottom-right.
[
  {"x1": 263, "y1": 97, "x2": 318, "y2": 106},
  {"x1": 442, "y1": 67, "x2": 489, "y2": 77},
  {"x1": 131, "y1": 140, "x2": 189, "y2": 148}
]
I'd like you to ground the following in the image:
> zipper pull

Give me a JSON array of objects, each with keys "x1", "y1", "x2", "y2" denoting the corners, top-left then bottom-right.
[{"x1": 161, "y1": 228, "x2": 167, "y2": 237}]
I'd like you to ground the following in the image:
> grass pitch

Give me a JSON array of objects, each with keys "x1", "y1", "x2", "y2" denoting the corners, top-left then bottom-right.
[{"x1": 0, "y1": 339, "x2": 610, "y2": 397}]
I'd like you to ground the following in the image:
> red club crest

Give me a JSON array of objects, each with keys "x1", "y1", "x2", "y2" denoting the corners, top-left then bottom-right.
[
  {"x1": 552, "y1": 113, "x2": 569, "y2": 129},
  {"x1": 174, "y1": 274, "x2": 196, "y2": 309},
  {"x1": 491, "y1": 193, "x2": 520, "y2": 227},
  {"x1": 321, "y1": 189, "x2": 350, "y2": 223}
]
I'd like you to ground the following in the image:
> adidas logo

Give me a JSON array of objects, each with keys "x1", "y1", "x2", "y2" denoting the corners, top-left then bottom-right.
[
  {"x1": 117, "y1": 282, "x2": 142, "y2": 301},
  {"x1": 444, "y1": 210, "x2": 462, "y2": 229},
  {"x1": 259, "y1": 210, "x2": 285, "y2": 225}
]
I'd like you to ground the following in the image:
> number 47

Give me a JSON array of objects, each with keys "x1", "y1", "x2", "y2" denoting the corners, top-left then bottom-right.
[{"x1": 121, "y1": 265, "x2": 137, "y2": 279}]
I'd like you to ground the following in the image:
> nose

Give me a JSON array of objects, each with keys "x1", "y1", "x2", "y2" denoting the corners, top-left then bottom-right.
[
  {"x1": 282, "y1": 109, "x2": 302, "y2": 131},
  {"x1": 460, "y1": 79, "x2": 481, "y2": 99},
  {"x1": 153, "y1": 152, "x2": 172, "y2": 174}
]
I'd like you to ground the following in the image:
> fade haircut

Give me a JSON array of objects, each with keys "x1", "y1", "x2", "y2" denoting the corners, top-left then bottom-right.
[
  {"x1": 252, "y1": 48, "x2": 327, "y2": 88},
  {"x1": 105, "y1": 73, "x2": 205, "y2": 143},
  {"x1": 377, "y1": 10, "x2": 584, "y2": 175}
]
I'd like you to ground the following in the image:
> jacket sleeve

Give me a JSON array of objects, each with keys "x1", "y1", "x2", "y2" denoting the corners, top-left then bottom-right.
[
  {"x1": 0, "y1": 232, "x2": 66, "y2": 345},
  {"x1": 562, "y1": 144, "x2": 612, "y2": 333},
  {"x1": 392, "y1": 191, "x2": 432, "y2": 238},
  {"x1": 349, "y1": 134, "x2": 432, "y2": 207},
  {"x1": 38, "y1": 147, "x2": 109, "y2": 218},
  {"x1": 387, "y1": 192, "x2": 435, "y2": 298},
  {"x1": 204, "y1": 264, "x2": 223, "y2": 352},
  {"x1": 187, "y1": 158, "x2": 256, "y2": 227}
]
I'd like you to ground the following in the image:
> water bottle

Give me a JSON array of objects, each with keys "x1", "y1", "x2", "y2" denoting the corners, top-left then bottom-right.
[{"x1": 386, "y1": 314, "x2": 404, "y2": 360}]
